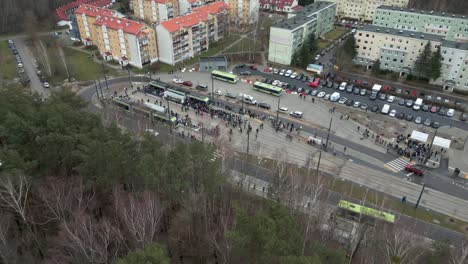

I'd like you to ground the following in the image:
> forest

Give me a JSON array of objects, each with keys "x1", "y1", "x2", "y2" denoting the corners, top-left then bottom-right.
[{"x1": 0, "y1": 85, "x2": 467, "y2": 263}]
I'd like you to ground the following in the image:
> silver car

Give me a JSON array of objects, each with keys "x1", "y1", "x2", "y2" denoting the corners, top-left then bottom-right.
[{"x1": 414, "y1": 116, "x2": 422, "y2": 124}]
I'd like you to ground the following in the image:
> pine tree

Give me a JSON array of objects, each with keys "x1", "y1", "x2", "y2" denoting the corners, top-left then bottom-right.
[
  {"x1": 343, "y1": 36, "x2": 357, "y2": 59},
  {"x1": 414, "y1": 41, "x2": 432, "y2": 78},
  {"x1": 299, "y1": 44, "x2": 312, "y2": 68},
  {"x1": 291, "y1": 49, "x2": 300, "y2": 67},
  {"x1": 429, "y1": 46, "x2": 442, "y2": 80},
  {"x1": 308, "y1": 33, "x2": 318, "y2": 55}
]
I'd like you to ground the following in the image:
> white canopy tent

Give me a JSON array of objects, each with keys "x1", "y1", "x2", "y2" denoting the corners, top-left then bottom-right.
[
  {"x1": 433, "y1": 136, "x2": 451, "y2": 149},
  {"x1": 410, "y1": 130, "x2": 429, "y2": 143}
]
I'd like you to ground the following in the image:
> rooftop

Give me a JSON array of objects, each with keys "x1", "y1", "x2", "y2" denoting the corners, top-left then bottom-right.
[
  {"x1": 259, "y1": 0, "x2": 297, "y2": 9},
  {"x1": 200, "y1": 56, "x2": 227, "y2": 63},
  {"x1": 56, "y1": 0, "x2": 112, "y2": 21},
  {"x1": 292, "y1": 1, "x2": 336, "y2": 17},
  {"x1": 358, "y1": 25, "x2": 446, "y2": 42},
  {"x1": 272, "y1": 14, "x2": 316, "y2": 30},
  {"x1": 75, "y1": 4, "x2": 119, "y2": 18},
  {"x1": 377, "y1": 6, "x2": 467, "y2": 20},
  {"x1": 94, "y1": 15, "x2": 146, "y2": 35},
  {"x1": 161, "y1": 2, "x2": 229, "y2": 32}
]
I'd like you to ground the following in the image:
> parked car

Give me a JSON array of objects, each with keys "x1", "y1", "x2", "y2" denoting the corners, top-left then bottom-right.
[
  {"x1": 273, "y1": 68, "x2": 279, "y2": 74},
  {"x1": 213, "y1": 90, "x2": 223, "y2": 96},
  {"x1": 249, "y1": 64, "x2": 257, "y2": 70},
  {"x1": 369, "y1": 93, "x2": 377, "y2": 101},
  {"x1": 360, "y1": 104, "x2": 368, "y2": 110},
  {"x1": 346, "y1": 86, "x2": 353, "y2": 93},
  {"x1": 353, "y1": 88, "x2": 360, "y2": 95},
  {"x1": 397, "y1": 112, "x2": 405, "y2": 119},
  {"x1": 290, "y1": 72, "x2": 298, "y2": 79},
  {"x1": 414, "y1": 116, "x2": 422, "y2": 124},
  {"x1": 423, "y1": 118, "x2": 431, "y2": 126},
  {"x1": 389, "y1": 109, "x2": 397, "y2": 117},
  {"x1": 430, "y1": 106, "x2": 438, "y2": 113},
  {"x1": 301, "y1": 76, "x2": 308, "y2": 82},
  {"x1": 258, "y1": 102, "x2": 271, "y2": 109},
  {"x1": 387, "y1": 96, "x2": 395, "y2": 103},
  {"x1": 317, "y1": 92, "x2": 326, "y2": 98},
  {"x1": 398, "y1": 99, "x2": 405, "y2": 106},
  {"x1": 182, "y1": 81, "x2": 193, "y2": 87},
  {"x1": 345, "y1": 99, "x2": 354, "y2": 107},
  {"x1": 378, "y1": 93, "x2": 386, "y2": 101},
  {"x1": 285, "y1": 69, "x2": 293, "y2": 77},
  {"x1": 338, "y1": 97, "x2": 347, "y2": 104},
  {"x1": 42, "y1": 82, "x2": 50, "y2": 88},
  {"x1": 310, "y1": 90, "x2": 319, "y2": 96},
  {"x1": 240, "y1": 71, "x2": 251, "y2": 76},
  {"x1": 290, "y1": 111, "x2": 303, "y2": 118},
  {"x1": 278, "y1": 107, "x2": 289, "y2": 113},
  {"x1": 225, "y1": 92, "x2": 237, "y2": 99},
  {"x1": 422, "y1": 104, "x2": 429, "y2": 112},
  {"x1": 234, "y1": 64, "x2": 245, "y2": 68},
  {"x1": 17, "y1": 63, "x2": 23, "y2": 68},
  {"x1": 359, "y1": 89, "x2": 367, "y2": 96},
  {"x1": 324, "y1": 94, "x2": 331, "y2": 100},
  {"x1": 279, "y1": 69, "x2": 286, "y2": 75},
  {"x1": 353, "y1": 101, "x2": 361, "y2": 108},
  {"x1": 405, "y1": 114, "x2": 414, "y2": 122},
  {"x1": 431, "y1": 121, "x2": 440, "y2": 129},
  {"x1": 296, "y1": 74, "x2": 303, "y2": 80},
  {"x1": 370, "y1": 105, "x2": 379, "y2": 112},
  {"x1": 173, "y1": 78, "x2": 183, "y2": 83},
  {"x1": 196, "y1": 84, "x2": 208, "y2": 91},
  {"x1": 405, "y1": 164, "x2": 424, "y2": 176},
  {"x1": 459, "y1": 113, "x2": 468, "y2": 121},
  {"x1": 405, "y1": 99, "x2": 413, "y2": 107},
  {"x1": 438, "y1": 107, "x2": 447, "y2": 116}
]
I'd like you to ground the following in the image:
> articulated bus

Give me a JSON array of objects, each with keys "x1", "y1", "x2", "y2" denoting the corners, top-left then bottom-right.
[
  {"x1": 112, "y1": 98, "x2": 131, "y2": 112},
  {"x1": 187, "y1": 94, "x2": 210, "y2": 106},
  {"x1": 211, "y1": 70, "x2": 239, "y2": 83},
  {"x1": 338, "y1": 200, "x2": 395, "y2": 224},
  {"x1": 252, "y1": 81, "x2": 283, "y2": 96}
]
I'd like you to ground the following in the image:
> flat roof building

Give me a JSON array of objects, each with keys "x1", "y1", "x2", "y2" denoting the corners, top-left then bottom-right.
[
  {"x1": 354, "y1": 25, "x2": 468, "y2": 92},
  {"x1": 318, "y1": 0, "x2": 408, "y2": 22},
  {"x1": 373, "y1": 6, "x2": 468, "y2": 42},
  {"x1": 268, "y1": 1, "x2": 336, "y2": 65},
  {"x1": 199, "y1": 56, "x2": 228, "y2": 71}
]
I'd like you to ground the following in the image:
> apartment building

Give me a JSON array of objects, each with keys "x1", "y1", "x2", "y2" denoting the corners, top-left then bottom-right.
[
  {"x1": 179, "y1": 0, "x2": 210, "y2": 15},
  {"x1": 373, "y1": 6, "x2": 468, "y2": 42},
  {"x1": 225, "y1": 0, "x2": 259, "y2": 26},
  {"x1": 319, "y1": 0, "x2": 408, "y2": 21},
  {"x1": 354, "y1": 25, "x2": 468, "y2": 91},
  {"x1": 133, "y1": 0, "x2": 180, "y2": 24},
  {"x1": 76, "y1": 4, "x2": 159, "y2": 68},
  {"x1": 156, "y1": 2, "x2": 229, "y2": 65},
  {"x1": 259, "y1": 0, "x2": 301, "y2": 13},
  {"x1": 269, "y1": 1, "x2": 336, "y2": 65}
]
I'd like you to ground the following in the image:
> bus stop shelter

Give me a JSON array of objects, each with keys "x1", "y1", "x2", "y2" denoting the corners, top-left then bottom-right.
[{"x1": 410, "y1": 130, "x2": 428, "y2": 143}]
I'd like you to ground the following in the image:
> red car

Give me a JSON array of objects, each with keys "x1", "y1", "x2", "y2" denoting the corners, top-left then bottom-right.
[
  {"x1": 307, "y1": 78, "x2": 321, "y2": 88},
  {"x1": 182, "y1": 81, "x2": 193, "y2": 87},
  {"x1": 405, "y1": 164, "x2": 424, "y2": 176},
  {"x1": 250, "y1": 65, "x2": 257, "y2": 70}
]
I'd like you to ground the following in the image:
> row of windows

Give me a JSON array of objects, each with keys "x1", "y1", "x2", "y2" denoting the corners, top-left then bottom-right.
[{"x1": 376, "y1": 13, "x2": 466, "y2": 25}]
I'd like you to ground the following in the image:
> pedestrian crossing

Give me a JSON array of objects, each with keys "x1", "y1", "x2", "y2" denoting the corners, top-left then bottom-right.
[{"x1": 384, "y1": 158, "x2": 413, "y2": 173}]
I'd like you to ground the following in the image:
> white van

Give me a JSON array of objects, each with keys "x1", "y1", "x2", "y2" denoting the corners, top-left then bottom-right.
[
  {"x1": 339, "y1": 82, "x2": 347, "y2": 91},
  {"x1": 238, "y1": 93, "x2": 257, "y2": 105},
  {"x1": 330, "y1": 92, "x2": 340, "y2": 102},
  {"x1": 413, "y1": 98, "x2": 423, "y2": 110},
  {"x1": 381, "y1": 104, "x2": 390, "y2": 115}
]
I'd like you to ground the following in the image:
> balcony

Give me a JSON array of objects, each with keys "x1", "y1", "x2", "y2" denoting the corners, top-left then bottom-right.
[{"x1": 138, "y1": 37, "x2": 149, "y2": 46}]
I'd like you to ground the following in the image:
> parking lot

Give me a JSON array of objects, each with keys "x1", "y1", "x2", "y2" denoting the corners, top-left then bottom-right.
[{"x1": 233, "y1": 65, "x2": 468, "y2": 132}]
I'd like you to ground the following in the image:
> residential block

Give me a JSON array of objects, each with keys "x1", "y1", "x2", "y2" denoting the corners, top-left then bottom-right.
[
  {"x1": 225, "y1": 0, "x2": 259, "y2": 26},
  {"x1": 133, "y1": 0, "x2": 180, "y2": 24},
  {"x1": 156, "y1": 2, "x2": 230, "y2": 65},
  {"x1": 268, "y1": 1, "x2": 336, "y2": 65},
  {"x1": 76, "y1": 4, "x2": 159, "y2": 68},
  {"x1": 319, "y1": 0, "x2": 408, "y2": 21},
  {"x1": 373, "y1": 6, "x2": 468, "y2": 42}
]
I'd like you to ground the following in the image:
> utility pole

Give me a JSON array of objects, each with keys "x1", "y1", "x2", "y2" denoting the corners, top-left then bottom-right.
[
  {"x1": 166, "y1": 98, "x2": 172, "y2": 134},
  {"x1": 211, "y1": 75, "x2": 215, "y2": 102},
  {"x1": 97, "y1": 78, "x2": 104, "y2": 99},
  {"x1": 94, "y1": 80, "x2": 100, "y2": 100},
  {"x1": 101, "y1": 60, "x2": 109, "y2": 90},
  {"x1": 126, "y1": 65, "x2": 132, "y2": 88},
  {"x1": 316, "y1": 151, "x2": 322, "y2": 176},
  {"x1": 415, "y1": 183, "x2": 426, "y2": 209},
  {"x1": 425, "y1": 128, "x2": 439, "y2": 164},
  {"x1": 324, "y1": 117, "x2": 333, "y2": 151},
  {"x1": 275, "y1": 95, "x2": 281, "y2": 129}
]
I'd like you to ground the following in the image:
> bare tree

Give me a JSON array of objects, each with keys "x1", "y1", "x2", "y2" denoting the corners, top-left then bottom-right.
[
  {"x1": 0, "y1": 213, "x2": 18, "y2": 264},
  {"x1": 380, "y1": 225, "x2": 425, "y2": 264},
  {"x1": 113, "y1": 187, "x2": 164, "y2": 250},
  {"x1": 450, "y1": 240, "x2": 468, "y2": 264}
]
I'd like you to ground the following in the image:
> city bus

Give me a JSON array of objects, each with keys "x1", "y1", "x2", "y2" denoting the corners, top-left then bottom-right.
[
  {"x1": 112, "y1": 98, "x2": 131, "y2": 112},
  {"x1": 252, "y1": 81, "x2": 283, "y2": 96},
  {"x1": 338, "y1": 200, "x2": 395, "y2": 224},
  {"x1": 211, "y1": 70, "x2": 239, "y2": 83},
  {"x1": 187, "y1": 94, "x2": 211, "y2": 106},
  {"x1": 164, "y1": 88, "x2": 186, "y2": 104}
]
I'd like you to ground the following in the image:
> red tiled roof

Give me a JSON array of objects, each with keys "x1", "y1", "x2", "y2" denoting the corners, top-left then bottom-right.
[
  {"x1": 154, "y1": 0, "x2": 169, "y2": 3},
  {"x1": 56, "y1": 0, "x2": 112, "y2": 21},
  {"x1": 260, "y1": 0, "x2": 295, "y2": 9},
  {"x1": 161, "y1": 2, "x2": 229, "y2": 33},
  {"x1": 192, "y1": 2, "x2": 230, "y2": 14},
  {"x1": 291, "y1": 5, "x2": 302, "y2": 11},
  {"x1": 75, "y1": 3, "x2": 116, "y2": 18},
  {"x1": 94, "y1": 16, "x2": 146, "y2": 35}
]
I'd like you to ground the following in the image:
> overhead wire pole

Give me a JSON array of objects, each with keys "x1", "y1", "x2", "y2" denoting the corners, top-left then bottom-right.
[
  {"x1": 94, "y1": 80, "x2": 100, "y2": 100},
  {"x1": 101, "y1": 60, "x2": 109, "y2": 90},
  {"x1": 415, "y1": 183, "x2": 426, "y2": 209},
  {"x1": 316, "y1": 151, "x2": 322, "y2": 176},
  {"x1": 275, "y1": 95, "x2": 281, "y2": 131},
  {"x1": 324, "y1": 117, "x2": 333, "y2": 151}
]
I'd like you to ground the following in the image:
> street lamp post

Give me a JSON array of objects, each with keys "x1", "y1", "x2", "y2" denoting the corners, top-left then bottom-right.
[
  {"x1": 275, "y1": 95, "x2": 281, "y2": 129},
  {"x1": 166, "y1": 98, "x2": 172, "y2": 134},
  {"x1": 415, "y1": 183, "x2": 426, "y2": 209},
  {"x1": 324, "y1": 117, "x2": 333, "y2": 151},
  {"x1": 316, "y1": 151, "x2": 322, "y2": 176}
]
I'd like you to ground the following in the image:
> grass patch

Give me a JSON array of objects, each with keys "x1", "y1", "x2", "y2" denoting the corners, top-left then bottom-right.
[
  {"x1": 224, "y1": 38, "x2": 263, "y2": 53},
  {"x1": 0, "y1": 41, "x2": 18, "y2": 80},
  {"x1": 323, "y1": 27, "x2": 348, "y2": 41},
  {"x1": 318, "y1": 39, "x2": 331, "y2": 50},
  {"x1": 62, "y1": 48, "x2": 119, "y2": 82}
]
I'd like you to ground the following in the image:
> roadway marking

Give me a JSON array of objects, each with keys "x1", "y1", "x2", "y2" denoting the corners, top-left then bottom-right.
[{"x1": 384, "y1": 157, "x2": 413, "y2": 173}]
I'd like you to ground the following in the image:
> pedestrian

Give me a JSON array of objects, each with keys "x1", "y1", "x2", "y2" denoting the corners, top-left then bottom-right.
[
  {"x1": 312, "y1": 98, "x2": 315, "y2": 103},
  {"x1": 344, "y1": 146, "x2": 347, "y2": 152},
  {"x1": 357, "y1": 126, "x2": 360, "y2": 132}
]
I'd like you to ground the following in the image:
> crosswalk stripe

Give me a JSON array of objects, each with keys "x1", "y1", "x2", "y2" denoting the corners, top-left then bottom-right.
[{"x1": 384, "y1": 158, "x2": 410, "y2": 172}]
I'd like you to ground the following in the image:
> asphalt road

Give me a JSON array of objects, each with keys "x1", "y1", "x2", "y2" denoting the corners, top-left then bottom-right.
[
  {"x1": 78, "y1": 76, "x2": 468, "y2": 200},
  {"x1": 13, "y1": 39, "x2": 50, "y2": 97},
  {"x1": 233, "y1": 66, "x2": 468, "y2": 131}
]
